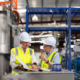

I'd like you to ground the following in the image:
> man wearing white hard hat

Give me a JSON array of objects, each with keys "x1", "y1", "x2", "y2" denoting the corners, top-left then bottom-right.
[
  {"x1": 40, "y1": 37, "x2": 62, "y2": 69},
  {"x1": 10, "y1": 32, "x2": 38, "y2": 73}
]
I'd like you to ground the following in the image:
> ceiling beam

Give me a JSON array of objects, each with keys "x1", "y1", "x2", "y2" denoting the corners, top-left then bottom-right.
[
  {"x1": 72, "y1": 9, "x2": 80, "y2": 20},
  {"x1": 26, "y1": 0, "x2": 32, "y2": 23},
  {"x1": 55, "y1": 0, "x2": 59, "y2": 7},
  {"x1": 50, "y1": 0, "x2": 58, "y2": 22},
  {"x1": 26, "y1": 0, "x2": 29, "y2": 7},
  {"x1": 75, "y1": 23, "x2": 79, "y2": 25},
  {"x1": 61, "y1": 15, "x2": 65, "y2": 20},
  {"x1": 51, "y1": 15, "x2": 54, "y2": 21},
  {"x1": 69, "y1": 0, "x2": 74, "y2": 6},
  {"x1": 19, "y1": 20, "x2": 80, "y2": 24},
  {"x1": 41, "y1": 0, "x2": 43, "y2": 24}
]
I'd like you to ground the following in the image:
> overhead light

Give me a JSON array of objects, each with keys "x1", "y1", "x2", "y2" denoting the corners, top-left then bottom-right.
[
  {"x1": 58, "y1": 34, "x2": 60, "y2": 36},
  {"x1": 52, "y1": 21, "x2": 56, "y2": 25},
  {"x1": 73, "y1": 36, "x2": 76, "y2": 38},
  {"x1": 17, "y1": 9, "x2": 26, "y2": 13},
  {"x1": 50, "y1": 9, "x2": 53, "y2": 12},
  {"x1": 32, "y1": 15, "x2": 38, "y2": 21},
  {"x1": 32, "y1": 0, "x2": 37, "y2": 7},
  {"x1": 54, "y1": 21, "x2": 56, "y2": 25},
  {"x1": 30, "y1": 34, "x2": 52, "y2": 38},
  {"x1": 20, "y1": 29, "x2": 23, "y2": 31},
  {"x1": 77, "y1": 39, "x2": 80, "y2": 41},
  {"x1": 48, "y1": 23, "x2": 51, "y2": 26},
  {"x1": 30, "y1": 41, "x2": 42, "y2": 43},
  {"x1": 13, "y1": 0, "x2": 16, "y2": 6},
  {"x1": 66, "y1": 10, "x2": 68, "y2": 13},
  {"x1": 20, "y1": 29, "x2": 25, "y2": 32},
  {"x1": 61, "y1": 24, "x2": 66, "y2": 26}
]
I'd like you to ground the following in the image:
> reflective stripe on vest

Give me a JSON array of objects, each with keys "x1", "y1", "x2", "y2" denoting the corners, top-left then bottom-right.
[
  {"x1": 30, "y1": 49, "x2": 32, "y2": 55},
  {"x1": 50, "y1": 52, "x2": 57, "y2": 62},
  {"x1": 15, "y1": 63, "x2": 32, "y2": 66},
  {"x1": 15, "y1": 48, "x2": 32, "y2": 56},
  {"x1": 11, "y1": 47, "x2": 33, "y2": 73},
  {"x1": 41, "y1": 51, "x2": 61, "y2": 69},
  {"x1": 40, "y1": 51, "x2": 57, "y2": 65},
  {"x1": 15, "y1": 47, "x2": 18, "y2": 55}
]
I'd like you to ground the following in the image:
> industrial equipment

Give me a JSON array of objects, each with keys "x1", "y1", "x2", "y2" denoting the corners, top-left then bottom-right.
[
  {"x1": 0, "y1": 14, "x2": 10, "y2": 74},
  {"x1": 74, "y1": 57, "x2": 80, "y2": 80},
  {"x1": 74, "y1": 42, "x2": 80, "y2": 56},
  {"x1": 73, "y1": 42, "x2": 80, "y2": 80},
  {"x1": 1, "y1": 70, "x2": 74, "y2": 80}
]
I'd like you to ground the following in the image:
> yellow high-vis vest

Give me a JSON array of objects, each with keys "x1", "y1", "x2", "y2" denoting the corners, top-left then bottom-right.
[
  {"x1": 41, "y1": 51, "x2": 62, "y2": 69},
  {"x1": 10, "y1": 47, "x2": 34, "y2": 74}
]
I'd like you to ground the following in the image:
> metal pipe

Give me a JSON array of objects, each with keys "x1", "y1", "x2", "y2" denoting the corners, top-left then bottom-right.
[
  {"x1": 12, "y1": 0, "x2": 17, "y2": 9},
  {"x1": 26, "y1": 6, "x2": 29, "y2": 33},
  {"x1": 0, "y1": 0, "x2": 17, "y2": 10},
  {"x1": 65, "y1": 31, "x2": 68, "y2": 69},
  {"x1": 28, "y1": 7, "x2": 69, "y2": 9},
  {"x1": 13, "y1": 10, "x2": 20, "y2": 24},
  {"x1": 68, "y1": 7, "x2": 71, "y2": 71},
  {"x1": 28, "y1": 27, "x2": 80, "y2": 32},
  {"x1": 65, "y1": 13, "x2": 68, "y2": 25},
  {"x1": 18, "y1": 20, "x2": 80, "y2": 24}
]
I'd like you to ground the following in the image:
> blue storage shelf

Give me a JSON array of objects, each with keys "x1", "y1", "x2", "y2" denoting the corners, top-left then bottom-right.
[{"x1": 26, "y1": 6, "x2": 80, "y2": 71}]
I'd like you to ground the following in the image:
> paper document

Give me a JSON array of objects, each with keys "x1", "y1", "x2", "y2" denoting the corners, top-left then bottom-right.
[
  {"x1": 16, "y1": 57, "x2": 29, "y2": 69},
  {"x1": 16, "y1": 57, "x2": 51, "y2": 72},
  {"x1": 30, "y1": 68, "x2": 50, "y2": 72},
  {"x1": 40, "y1": 68, "x2": 51, "y2": 72}
]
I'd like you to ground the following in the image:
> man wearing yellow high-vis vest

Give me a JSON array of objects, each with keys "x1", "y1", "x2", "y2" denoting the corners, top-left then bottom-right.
[
  {"x1": 40, "y1": 37, "x2": 62, "y2": 69},
  {"x1": 10, "y1": 32, "x2": 38, "y2": 73}
]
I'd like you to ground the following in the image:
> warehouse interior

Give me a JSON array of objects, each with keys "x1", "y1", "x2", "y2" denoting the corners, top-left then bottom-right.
[{"x1": 0, "y1": 0, "x2": 80, "y2": 80}]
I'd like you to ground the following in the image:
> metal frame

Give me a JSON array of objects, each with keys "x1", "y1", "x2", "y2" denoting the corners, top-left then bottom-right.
[
  {"x1": 0, "y1": 0, "x2": 17, "y2": 10},
  {"x1": 12, "y1": 0, "x2": 18, "y2": 10},
  {"x1": 68, "y1": 6, "x2": 71, "y2": 71},
  {"x1": 26, "y1": 6, "x2": 80, "y2": 71},
  {"x1": 26, "y1": 0, "x2": 32, "y2": 23}
]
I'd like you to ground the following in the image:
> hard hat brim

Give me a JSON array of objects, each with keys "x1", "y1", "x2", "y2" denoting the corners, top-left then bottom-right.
[
  {"x1": 20, "y1": 39, "x2": 31, "y2": 42},
  {"x1": 42, "y1": 39, "x2": 54, "y2": 47}
]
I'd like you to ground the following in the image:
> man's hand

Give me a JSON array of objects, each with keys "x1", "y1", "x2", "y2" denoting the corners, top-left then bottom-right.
[
  {"x1": 15, "y1": 65, "x2": 24, "y2": 70},
  {"x1": 41, "y1": 54, "x2": 52, "y2": 67},
  {"x1": 30, "y1": 63, "x2": 41, "y2": 70},
  {"x1": 41, "y1": 54, "x2": 48, "y2": 63},
  {"x1": 31, "y1": 64, "x2": 38, "y2": 70},
  {"x1": 31, "y1": 64, "x2": 41, "y2": 70}
]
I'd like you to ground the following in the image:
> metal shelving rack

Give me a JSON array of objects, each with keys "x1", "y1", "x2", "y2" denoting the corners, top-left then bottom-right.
[{"x1": 26, "y1": 6, "x2": 80, "y2": 71}]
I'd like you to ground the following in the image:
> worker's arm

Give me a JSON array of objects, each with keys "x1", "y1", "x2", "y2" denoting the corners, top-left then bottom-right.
[
  {"x1": 31, "y1": 52, "x2": 39, "y2": 70},
  {"x1": 10, "y1": 51, "x2": 24, "y2": 70},
  {"x1": 51, "y1": 54, "x2": 60, "y2": 69},
  {"x1": 32, "y1": 52, "x2": 39, "y2": 64},
  {"x1": 41, "y1": 54, "x2": 52, "y2": 67},
  {"x1": 10, "y1": 51, "x2": 18, "y2": 69},
  {"x1": 15, "y1": 65, "x2": 24, "y2": 70},
  {"x1": 41, "y1": 54, "x2": 60, "y2": 68}
]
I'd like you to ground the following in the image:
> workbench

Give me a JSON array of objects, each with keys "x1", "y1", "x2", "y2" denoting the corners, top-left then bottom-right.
[{"x1": 1, "y1": 69, "x2": 74, "y2": 80}]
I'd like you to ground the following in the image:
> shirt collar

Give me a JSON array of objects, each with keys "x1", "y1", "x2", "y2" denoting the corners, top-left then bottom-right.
[
  {"x1": 19, "y1": 45, "x2": 27, "y2": 51},
  {"x1": 19, "y1": 45, "x2": 28, "y2": 54},
  {"x1": 46, "y1": 49, "x2": 55, "y2": 58}
]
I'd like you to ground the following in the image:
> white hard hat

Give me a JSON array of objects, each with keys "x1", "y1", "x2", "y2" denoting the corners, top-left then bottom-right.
[
  {"x1": 19, "y1": 32, "x2": 31, "y2": 42},
  {"x1": 42, "y1": 37, "x2": 56, "y2": 47}
]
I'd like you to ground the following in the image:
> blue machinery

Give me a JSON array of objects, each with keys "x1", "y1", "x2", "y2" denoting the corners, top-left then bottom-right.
[
  {"x1": 74, "y1": 57, "x2": 80, "y2": 80},
  {"x1": 26, "y1": 6, "x2": 80, "y2": 72}
]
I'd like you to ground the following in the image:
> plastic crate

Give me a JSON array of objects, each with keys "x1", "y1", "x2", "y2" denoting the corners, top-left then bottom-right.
[{"x1": 52, "y1": 64, "x2": 62, "y2": 72}]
